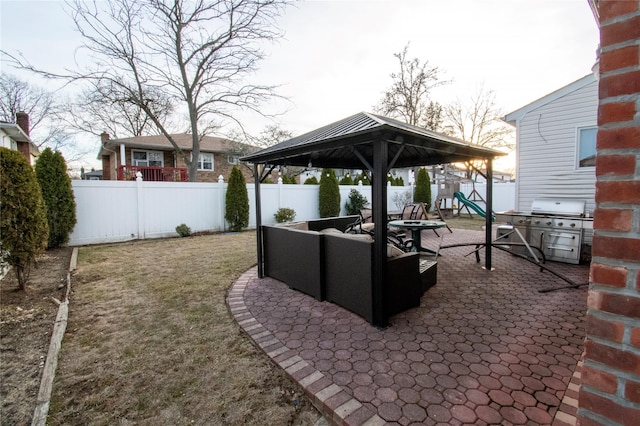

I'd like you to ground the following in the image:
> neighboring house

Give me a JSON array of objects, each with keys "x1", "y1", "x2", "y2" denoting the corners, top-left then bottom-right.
[
  {"x1": 80, "y1": 167, "x2": 103, "y2": 180},
  {"x1": 503, "y1": 73, "x2": 597, "y2": 213},
  {"x1": 98, "y1": 133, "x2": 257, "y2": 182},
  {"x1": 432, "y1": 164, "x2": 513, "y2": 184},
  {"x1": 0, "y1": 111, "x2": 39, "y2": 166}
]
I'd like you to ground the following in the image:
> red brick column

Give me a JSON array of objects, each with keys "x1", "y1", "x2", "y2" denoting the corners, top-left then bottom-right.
[{"x1": 578, "y1": 1, "x2": 640, "y2": 424}]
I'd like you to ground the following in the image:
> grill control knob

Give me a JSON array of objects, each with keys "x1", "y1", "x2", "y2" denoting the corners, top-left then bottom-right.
[
  {"x1": 534, "y1": 220, "x2": 540, "y2": 225},
  {"x1": 557, "y1": 222, "x2": 563, "y2": 227},
  {"x1": 570, "y1": 223, "x2": 576, "y2": 227},
  {"x1": 546, "y1": 221, "x2": 552, "y2": 226}
]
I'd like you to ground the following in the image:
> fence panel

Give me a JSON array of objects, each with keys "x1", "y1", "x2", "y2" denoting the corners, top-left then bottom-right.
[
  {"x1": 69, "y1": 181, "x2": 139, "y2": 245},
  {"x1": 70, "y1": 180, "x2": 516, "y2": 246},
  {"x1": 140, "y1": 181, "x2": 222, "y2": 238}
]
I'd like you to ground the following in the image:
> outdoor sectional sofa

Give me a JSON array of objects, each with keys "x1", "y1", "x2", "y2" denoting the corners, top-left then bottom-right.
[{"x1": 261, "y1": 216, "x2": 437, "y2": 324}]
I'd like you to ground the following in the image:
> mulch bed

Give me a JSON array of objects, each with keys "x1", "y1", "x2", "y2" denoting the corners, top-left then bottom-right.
[{"x1": 1, "y1": 247, "x2": 72, "y2": 426}]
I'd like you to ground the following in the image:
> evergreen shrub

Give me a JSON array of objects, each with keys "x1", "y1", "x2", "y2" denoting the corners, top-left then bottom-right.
[
  {"x1": 339, "y1": 174, "x2": 353, "y2": 185},
  {"x1": 318, "y1": 168, "x2": 340, "y2": 218},
  {"x1": 344, "y1": 189, "x2": 368, "y2": 216},
  {"x1": 281, "y1": 175, "x2": 297, "y2": 184},
  {"x1": 0, "y1": 147, "x2": 49, "y2": 289},
  {"x1": 35, "y1": 148, "x2": 77, "y2": 248},
  {"x1": 413, "y1": 168, "x2": 432, "y2": 211},
  {"x1": 225, "y1": 166, "x2": 249, "y2": 231},
  {"x1": 274, "y1": 207, "x2": 296, "y2": 223},
  {"x1": 175, "y1": 223, "x2": 192, "y2": 237}
]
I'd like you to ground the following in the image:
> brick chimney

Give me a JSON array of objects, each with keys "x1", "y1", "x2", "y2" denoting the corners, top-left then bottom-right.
[
  {"x1": 101, "y1": 132, "x2": 110, "y2": 143},
  {"x1": 16, "y1": 111, "x2": 30, "y2": 136}
]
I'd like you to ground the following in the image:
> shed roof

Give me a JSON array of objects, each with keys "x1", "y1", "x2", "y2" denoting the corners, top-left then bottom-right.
[{"x1": 241, "y1": 112, "x2": 504, "y2": 168}]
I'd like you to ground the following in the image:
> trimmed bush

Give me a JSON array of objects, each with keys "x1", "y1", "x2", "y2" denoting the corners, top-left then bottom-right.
[
  {"x1": 225, "y1": 166, "x2": 249, "y2": 231},
  {"x1": 339, "y1": 174, "x2": 353, "y2": 185},
  {"x1": 344, "y1": 189, "x2": 368, "y2": 216},
  {"x1": 281, "y1": 175, "x2": 296, "y2": 184},
  {"x1": 274, "y1": 207, "x2": 296, "y2": 223},
  {"x1": 387, "y1": 175, "x2": 404, "y2": 186},
  {"x1": 303, "y1": 176, "x2": 318, "y2": 185},
  {"x1": 413, "y1": 168, "x2": 432, "y2": 211},
  {"x1": 319, "y1": 169, "x2": 340, "y2": 218},
  {"x1": 35, "y1": 148, "x2": 77, "y2": 248},
  {"x1": 0, "y1": 147, "x2": 49, "y2": 289},
  {"x1": 354, "y1": 172, "x2": 371, "y2": 185},
  {"x1": 175, "y1": 223, "x2": 192, "y2": 237}
]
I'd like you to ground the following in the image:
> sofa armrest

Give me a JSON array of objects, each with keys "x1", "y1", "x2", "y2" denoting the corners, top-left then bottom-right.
[
  {"x1": 385, "y1": 252, "x2": 422, "y2": 317},
  {"x1": 262, "y1": 225, "x2": 324, "y2": 301},
  {"x1": 323, "y1": 233, "x2": 374, "y2": 322}
]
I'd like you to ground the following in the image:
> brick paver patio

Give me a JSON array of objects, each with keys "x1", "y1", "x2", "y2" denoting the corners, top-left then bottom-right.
[{"x1": 228, "y1": 228, "x2": 588, "y2": 425}]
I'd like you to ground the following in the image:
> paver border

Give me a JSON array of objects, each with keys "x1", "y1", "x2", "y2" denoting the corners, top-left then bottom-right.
[{"x1": 227, "y1": 267, "x2": 384, "y2": 426}]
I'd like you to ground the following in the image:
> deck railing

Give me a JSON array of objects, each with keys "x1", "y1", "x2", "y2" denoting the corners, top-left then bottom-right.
[{"x1": 117, "y1": 165, "x2": 188, "y2": 182}]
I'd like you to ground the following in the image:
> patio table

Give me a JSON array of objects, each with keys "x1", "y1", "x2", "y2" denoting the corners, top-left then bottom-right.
[{"x1": 389, "y1": 220, "x2": 447, "y2": 256}]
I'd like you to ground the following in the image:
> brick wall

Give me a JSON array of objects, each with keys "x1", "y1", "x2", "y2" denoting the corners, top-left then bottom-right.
[{"x1": 578, "y1": 1, "x2": 640, "y2": 424}]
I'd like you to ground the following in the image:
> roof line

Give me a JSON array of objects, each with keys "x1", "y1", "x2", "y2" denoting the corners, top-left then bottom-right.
[{"x1": 502, "y1": 73, "x2": 595, "y2": 124}]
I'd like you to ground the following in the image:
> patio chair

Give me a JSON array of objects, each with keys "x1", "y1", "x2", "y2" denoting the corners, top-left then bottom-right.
[
  {"x1": 409, "y1": 202, "x2": 452, "y2": 234},
  {"x1": 343, "y1": 207, "x2": 416, "y2": 252},
  {"x1": 344, "y1": 208, "x2": 374, "y2": 234}
]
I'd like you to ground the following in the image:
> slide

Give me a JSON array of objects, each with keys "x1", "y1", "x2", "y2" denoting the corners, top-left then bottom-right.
[{"x1": 454, "y1": 192, "x2": 495, "y2": 221}]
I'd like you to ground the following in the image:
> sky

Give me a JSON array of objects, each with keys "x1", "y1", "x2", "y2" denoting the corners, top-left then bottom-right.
[{"x1": 0, "y1": 0, "x2": 600, "y2": 172}]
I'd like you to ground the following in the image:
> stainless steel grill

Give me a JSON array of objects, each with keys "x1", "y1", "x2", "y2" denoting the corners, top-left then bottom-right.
[{"x1": 496, "y1": 199, "x2": 593, "y2": 264}]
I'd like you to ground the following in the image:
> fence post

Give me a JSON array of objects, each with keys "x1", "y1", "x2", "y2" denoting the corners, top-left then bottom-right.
[
  {"x1": 278, "y1": 175, "x2": 283, "y2": 208},
  {"x1": 218, "y1": 175, "x2": 225, "y2": 232},
  {"x1": 136, "y1": 172, "x2": 145, "y2": 239}
]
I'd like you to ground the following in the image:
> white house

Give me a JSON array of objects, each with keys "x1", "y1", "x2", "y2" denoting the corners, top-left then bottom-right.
[
  {"x1": 0, "y1": 112, "x2": 39, "y2": 166},
  {"x1": 503, "y1": 73, "x2": 597, "y2": 214}
]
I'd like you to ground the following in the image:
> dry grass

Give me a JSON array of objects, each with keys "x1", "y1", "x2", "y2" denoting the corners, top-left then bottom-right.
[
  {"x1": 48, "y1": 231, "x2": 320, "y2": 426},
  {"x1": 442, "y1": 214, "x2": 491, "y2": 231}
]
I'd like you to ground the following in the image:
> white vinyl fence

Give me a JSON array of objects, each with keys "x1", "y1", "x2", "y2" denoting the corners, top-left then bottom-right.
[{"x1": 69, "y1": 177, "x2": 515, "y2": 246}]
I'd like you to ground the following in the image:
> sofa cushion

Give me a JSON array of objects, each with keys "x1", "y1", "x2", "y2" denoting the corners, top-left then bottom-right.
[
  {"x1": 319, "y1": 227, "x2": 344, "y2": 234},
  {"x1": 387, "y1": 244, "x2": 406, "y2": 258}
]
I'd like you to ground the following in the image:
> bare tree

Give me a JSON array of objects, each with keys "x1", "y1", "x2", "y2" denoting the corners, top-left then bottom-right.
[
  {"x1": 443, "y1": 85, "x2": 514, "y2": 179},
  {"x1": 0, "y1": 73, "x2": 90, "y2": 163},
  {"x1": 374, "y1": 43, "x2": 448, "y2": 131},
  {"x1": 0, "y1": 73, "x2": 54, "y2": 130},
  {"x1": 5, "y1": 0, "x2": 289, "y2": 181},
  {"x1": 251, "y1": 124, "x2": 293, "y2": 148},
  {"x1": 58, "y1": 80, "x2": 175, "y2": 138}
]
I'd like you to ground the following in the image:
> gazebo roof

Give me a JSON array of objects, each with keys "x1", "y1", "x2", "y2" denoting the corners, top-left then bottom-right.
[
  {"x1": 241, "y1": 112, "x2": 504, "y2": 168},
  {"x1": 245, "y1": 112, "x2": 503, "y2": 327}
]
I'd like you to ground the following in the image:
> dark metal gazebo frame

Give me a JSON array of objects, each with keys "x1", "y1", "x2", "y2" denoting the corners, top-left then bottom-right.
[{"x1": 241, "y1": 112, "x2": 504, "y2": 327}]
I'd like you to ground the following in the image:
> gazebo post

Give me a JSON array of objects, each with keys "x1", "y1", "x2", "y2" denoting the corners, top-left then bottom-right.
[
  {"x1": 372, "y1": 139, "x2": 388, "y2": 327},
  {"x1": 484, "y1": 160, "x2": 494, "y2": 271},
  {"x1": 254, "y1": 163, "x2": 264, "y2": 278}
]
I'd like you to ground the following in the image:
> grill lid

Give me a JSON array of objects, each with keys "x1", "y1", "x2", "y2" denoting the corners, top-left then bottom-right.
[{"x1": 531, "y1": 198, "x2": 585, "y2": 217}]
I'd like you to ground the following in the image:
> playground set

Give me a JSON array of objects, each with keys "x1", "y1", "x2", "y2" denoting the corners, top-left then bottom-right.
[
  {"x1": 431, "y1": 165, "x2": 587, "y2": 293},
  {"x1": 434, "y1": 173, "x2": 493, "y2": 221}
]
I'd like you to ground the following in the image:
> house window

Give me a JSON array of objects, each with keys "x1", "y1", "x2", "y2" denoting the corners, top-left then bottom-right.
[
  {"x1": 198, "y1": 153, "x2": 214, "y2": 171},
  {"x1": 577, "y1": 126, "x2": 597, "y2": 168},
  {"x1": 228, "y1": 155, "x2": 240, "y2": 165},
  {"x1": 132, "y1": 150, "x2": 163, "y2": 167}
]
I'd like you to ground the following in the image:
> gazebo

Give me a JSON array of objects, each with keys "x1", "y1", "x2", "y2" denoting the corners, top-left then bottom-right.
[{"x1": 241, "y1": 112, "x2": 504, "y2": 327}]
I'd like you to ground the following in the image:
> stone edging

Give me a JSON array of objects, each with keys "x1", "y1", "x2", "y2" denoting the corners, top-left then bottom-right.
[
  {"x1": 227, "y1": 267, "x2": 386, "y2": 426},
  {"x1": 31, "y1": 247, "x2": 78, "y2": 426}
]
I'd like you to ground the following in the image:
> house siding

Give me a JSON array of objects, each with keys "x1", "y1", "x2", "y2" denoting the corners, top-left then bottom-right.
[
  {"x1": 515, "y1": 76, "x2": 598, "y2": 214},
  {"x1": 102, "y1": 145, "x2": 254, "y2": 182}
]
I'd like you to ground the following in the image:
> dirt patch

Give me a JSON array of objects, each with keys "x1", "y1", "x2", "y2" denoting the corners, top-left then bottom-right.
[{"x1": 1, "y1": 247, "x2": 73, "y2": 426}]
